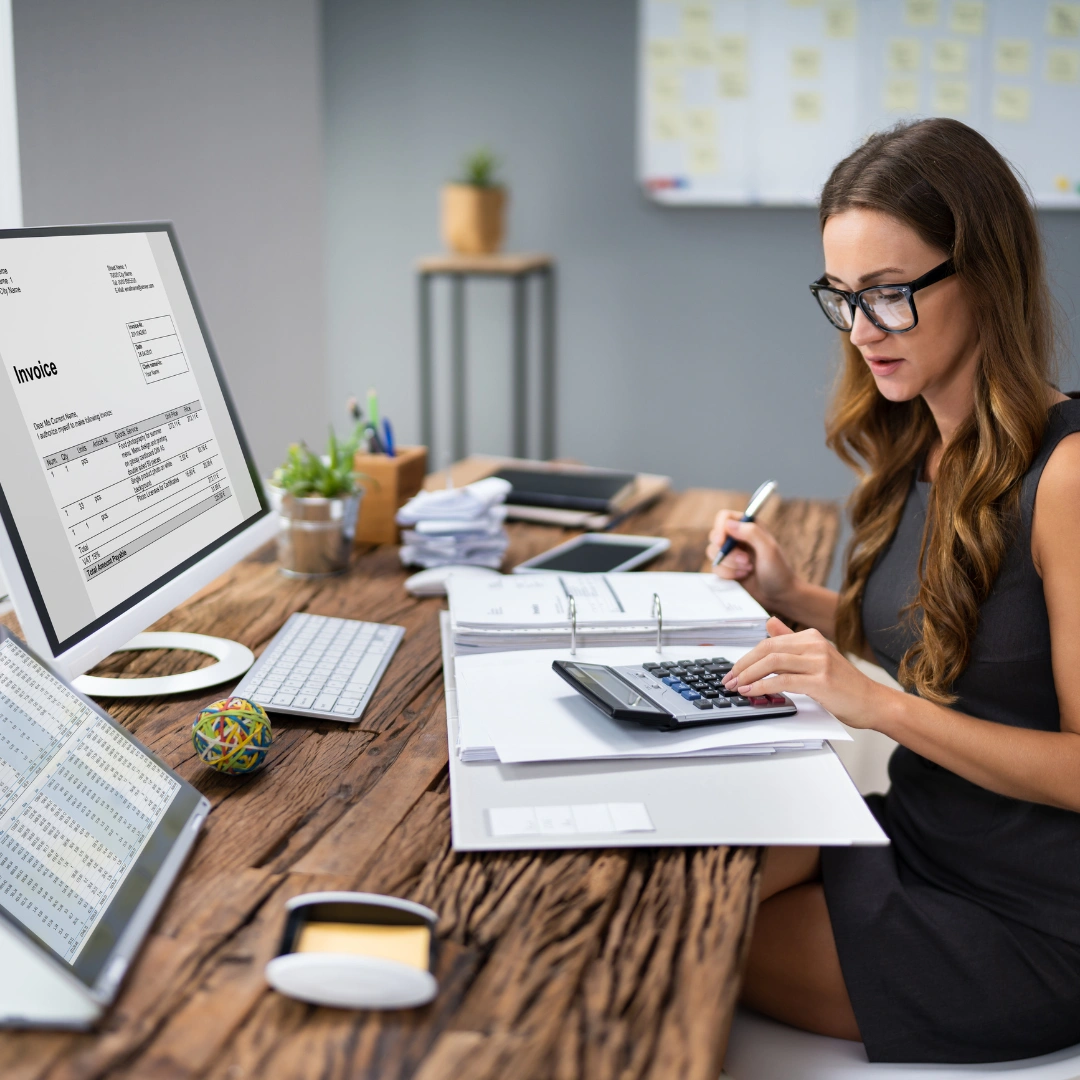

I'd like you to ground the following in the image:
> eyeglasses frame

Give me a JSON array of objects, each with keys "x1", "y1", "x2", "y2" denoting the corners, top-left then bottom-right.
[{"x1": 809, "y1": 258, "x2": 956, "y2": 335}]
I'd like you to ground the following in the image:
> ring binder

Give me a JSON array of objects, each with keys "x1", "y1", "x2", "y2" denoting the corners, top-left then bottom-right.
[
  {"x1": 652, "y1": 593, "x2": 662, "y2": 654},
  {"x1": 569, "y1": 594, "x2": 578, "y2": 655}
]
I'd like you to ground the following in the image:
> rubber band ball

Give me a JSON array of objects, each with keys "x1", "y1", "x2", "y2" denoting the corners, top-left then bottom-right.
[{"x1": 192, "y1": 697, "x2": 272, "y2": 775}]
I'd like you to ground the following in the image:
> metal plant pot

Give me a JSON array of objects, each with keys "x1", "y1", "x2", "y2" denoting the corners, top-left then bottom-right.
[{"x1": 269, "y1": 487, "x2": 362, "y2": 578}]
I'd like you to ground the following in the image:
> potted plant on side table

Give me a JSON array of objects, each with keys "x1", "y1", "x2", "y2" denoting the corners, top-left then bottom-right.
[
  {"x1": 269, "y1": 426, "x2": 369, "y2": 577},
  {"x1": 441, "y1": 147, "x2": 507, "y2": 255}
]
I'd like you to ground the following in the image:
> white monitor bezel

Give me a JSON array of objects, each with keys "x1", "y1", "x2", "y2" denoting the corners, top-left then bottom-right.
[{"x1": 0, "y1": 221, "x2": 275, "y2": 681}]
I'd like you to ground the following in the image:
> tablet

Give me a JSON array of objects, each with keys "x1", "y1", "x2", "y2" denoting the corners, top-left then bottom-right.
[{"x1": 513, "y1": 534, "x2": 670, "y2": 574}]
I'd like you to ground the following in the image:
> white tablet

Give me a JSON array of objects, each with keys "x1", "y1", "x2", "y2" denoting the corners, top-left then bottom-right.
[{"x1": 513, "y1": 533, "x2": 670, "y2": 574}]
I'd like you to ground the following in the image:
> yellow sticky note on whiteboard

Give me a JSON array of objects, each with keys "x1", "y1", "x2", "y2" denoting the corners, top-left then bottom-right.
[
  {"x1": 825, "y1": 0, "x2": 857, "y2": 39},
  {"x1": 905, "y1": 0, "x2": 939, "y2": 27},
  {"x1": 791, "y1": 47, "x2": 823, "y2": 79},
  {"x1": 932, "y1": 39, "x2": 969, "y2": 73},
  {"x1": 792, "y1": 91, "x2": 823, "y2": 121},
  {"x1": 719, "y1": 68, "x2": 750, "y2": 97},
  {"x1": 934, "y1": 79, "x2": 970, "y2": 113},
  {"x1": 682, "y1": 38, "x2": 715, "y2": 66},
  {"x1": 1047, "y1": 3, "x2": 1080, "y2": 37},
  {"x1": 688, "y1": 142, "x2": 722, "y2": 175},
  {"x1": 1046, "y1": 47, "x2": 1080, "y2": 83},
  {"x1": 717, "y1": 34, "x2": 748, "y2": 70},
  {"x1": 685, "y1": 106, "x2": 717, "y2": 139},
  {"x1": 950, "y1": 1, "x2": 985, "y2": 35},
  {"x1": 888, "y1": 38, "x2": 922, "y2": 72},
  {"x1": 993, "y1": 85, "x2": 1031, "y2": 121},
  {"x1": 648, "y1": 40, "x2": 679, "y2": 67},
  {"x1": 682, "y1": 2, "x2": 712, "y2": 39},
  {"x1": 884, "y1": 78, "x2": 920, "y2": 111},
  {"x1": 995, "y1": 39, "x2": 1031, "y2": 76},
  {"x1": 651, "y1": 70, "x2": 682, "y2": 105},
  {"x1": 652, "y1": 109, "x2": 682, "y2": 142}
]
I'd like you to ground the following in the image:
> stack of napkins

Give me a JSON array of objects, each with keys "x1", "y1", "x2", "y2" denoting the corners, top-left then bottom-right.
[
  {"x1": 452, "y1": 643, "x2": 850, "y2": 764},
  {"x1": 397, "y1": 477, "x2": 511, "y2": 569},
  {"x1": 447, "y1": 571, "x2": 770, "y2": 653}
]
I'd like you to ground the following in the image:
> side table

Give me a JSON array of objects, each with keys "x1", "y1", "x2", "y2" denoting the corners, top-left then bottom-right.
[{"x1": 417, "y1": 253, "x2": 556, "y2": 461}]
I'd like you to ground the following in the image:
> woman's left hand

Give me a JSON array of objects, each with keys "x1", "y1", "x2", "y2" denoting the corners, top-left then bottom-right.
[{"x1": 723, "y1": 616, "x2": 890, "y2": 729}]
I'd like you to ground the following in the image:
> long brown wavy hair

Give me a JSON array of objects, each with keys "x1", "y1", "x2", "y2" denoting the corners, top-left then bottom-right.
[{"x1": 823, "y1": 119, "x2": 1057, "y2": 704}]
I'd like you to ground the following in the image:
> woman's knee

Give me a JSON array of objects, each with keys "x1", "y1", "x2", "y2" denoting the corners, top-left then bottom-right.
[{"x1": 758, "y1": 845, "x2": 821, "y2": 902}]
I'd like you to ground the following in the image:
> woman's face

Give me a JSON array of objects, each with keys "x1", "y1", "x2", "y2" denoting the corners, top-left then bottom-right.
[{"x1": 821, "y1": 208, "x2": 980, "y2": 410}]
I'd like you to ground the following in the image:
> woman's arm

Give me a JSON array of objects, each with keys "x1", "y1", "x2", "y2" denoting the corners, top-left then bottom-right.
[
  {"x1": 723, "y1": 434, "x2": 1080, "y2": 814},
  {"x1": 707, "y1": 510, "x2": 840, "y2": 636}
]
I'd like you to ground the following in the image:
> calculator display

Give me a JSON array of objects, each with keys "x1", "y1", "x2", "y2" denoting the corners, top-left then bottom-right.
[{"x1": 561, "y1": 662, "x2": 658, "y2": 712}]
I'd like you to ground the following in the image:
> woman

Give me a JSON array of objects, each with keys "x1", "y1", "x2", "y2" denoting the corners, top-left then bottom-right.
[{"x1": 707, "y1": 117, "x2": 1080, "y2": 1065}]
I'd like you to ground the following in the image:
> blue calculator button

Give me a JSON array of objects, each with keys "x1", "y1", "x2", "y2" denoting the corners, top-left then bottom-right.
[
  {"x1": 680, "y1": 690, "x2": 701, "y2": 700},
  {"x1": 661, "y1": 676, "x2": 678, "y2": 686},
  {"x1": 671, "y1": 681, "x2": 689, "y2": 691}
]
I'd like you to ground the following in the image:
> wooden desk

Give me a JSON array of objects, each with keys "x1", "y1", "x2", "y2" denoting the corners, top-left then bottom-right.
[{"x1": 0, "y1": 488, "x2": 838, "y2": 1080}]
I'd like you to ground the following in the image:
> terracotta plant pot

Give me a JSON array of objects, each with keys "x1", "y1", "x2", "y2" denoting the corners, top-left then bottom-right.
[
  {"x1": 268, "y1": 487, "x2": 362, "y2": 578},
  {"x1": 441, "y1": 184, "x2": 507, "y2": 255}
]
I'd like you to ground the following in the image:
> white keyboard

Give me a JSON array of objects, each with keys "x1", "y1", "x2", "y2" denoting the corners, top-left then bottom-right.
[{"x1": 233, "y1": 613, "x2": 405, "y2": 722}]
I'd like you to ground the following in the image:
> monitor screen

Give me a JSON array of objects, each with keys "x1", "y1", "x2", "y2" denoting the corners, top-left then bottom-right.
[{"x1": 0, "y1": 225, "x2": 268, "y2": 655}]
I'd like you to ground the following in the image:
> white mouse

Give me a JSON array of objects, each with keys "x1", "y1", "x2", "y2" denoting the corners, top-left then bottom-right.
[{"x1": 404, "y1": 565, "x2": 501, "y2": 597}]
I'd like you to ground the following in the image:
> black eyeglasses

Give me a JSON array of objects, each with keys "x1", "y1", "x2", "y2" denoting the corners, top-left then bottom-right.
[{"x1": 809, "y1": 258, "x2": 955, "y2": 334}]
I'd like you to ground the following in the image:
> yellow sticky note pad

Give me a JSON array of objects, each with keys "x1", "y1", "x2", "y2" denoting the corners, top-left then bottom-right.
[
  {"x1": 825, "y1": 0, "x2": 857, "y2": 39},
  {"x1": 792, "y1": 91, "x2": 823, "y2": 122},
  {"x1": 651, "y1": 70, "x2": 682, "y2": 105},
  {"x1": 682, "y1": 2, "x2": 712, "y2": 39},
  {"x1": 905, "y1": 0, "x2": 939, "y2": 28},
  {"x1": 652, "y1": 109, "x2": 682, "y2": 142},
  {"x1": 884, "y1": 78, "x2": 920, "y2": 111},
  {"x1": 932, "y1": 39, "x2": 969, "y2": 73},
  {"x1": 682, "y1": 38, "x2": 715, "y2": 66},
  {"x1": 296, "y1": 923, "x2": 431, "y2": 971},
  {"x1": 1046, "y1": 47, "x2": 1080, "y2": 83},
  {"x1": 993, "y1": 85, "x2": 1031, "y2": 122},
  {"x1": 950, "y1": 1, "x2": 985, "y2": 35},
  {"x1": 719, "y1": 68, "x2": 750, "y2": 98},
  {"x1": 717, "y1": 34, "x2": 748, "y2": 70},
  {"x1": 685, "y1": 106, "x2": 717, "y2": 139},
  {"x1": 688, "y1": 142, "x2": 722, "y2": 175},
  {"x1": 888, "y1": 38, "x2": 922, "y2": 72},
  {"x1": 648, "y1": 40, "x2": 679, "y2": 67},
  {"x1": 791, "y1": 47, "x2": 823, "y2": 79},
  {"x1": 934, "y1": 79, "x2": 970, "y2": 113},
  {"x1": 995, "y1": 39, "x2": 1031, "y2": 76},
  {"x1": 1047, "y1": 3, "x2": 1080, "y2": 38}
]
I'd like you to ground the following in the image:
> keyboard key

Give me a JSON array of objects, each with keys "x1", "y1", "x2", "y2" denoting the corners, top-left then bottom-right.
[
  {"x1": 333, "y1": 703, "x2": 359, "y2": 716},
  {"x1": 693, "y1": 699, "x2": 714, "y2": 710},
  {"x1": 702, "y1": 689, "x2": 720, "y2": 698},
  {"x1": 272, "y1": 692, "x2": 296, "y2": 706},
  {"x1": 711, "y1": 697, "x2": 731, "y2": 708},
  {"x1": 336, "y1": 698, "x2": 361, "y2": 711},
  {"x1": 731, "y1": 696, "x2": 752, "y2": 707},
  {"x1": 314, "y1": 694, "x2": 338, "y2": 712},
  {"x1": 293, "y1": 693, "x2": 316, "y2": 709},
  {"x1": 680, "y1": 690, "x2": 701, "y2": 701}
]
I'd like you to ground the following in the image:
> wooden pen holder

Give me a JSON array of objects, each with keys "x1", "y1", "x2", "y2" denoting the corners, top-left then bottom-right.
[{"x1": 352, "y1": 445, "x2": 428, "y2": 545}]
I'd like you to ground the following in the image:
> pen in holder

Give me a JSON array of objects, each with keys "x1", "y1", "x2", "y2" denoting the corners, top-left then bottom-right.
[
  {"x1": 569, "y1": 595, "x2": 578, "y2": 656},
  {"x1": 652, "y1": 593, "x2": 663, "y2": 654}
]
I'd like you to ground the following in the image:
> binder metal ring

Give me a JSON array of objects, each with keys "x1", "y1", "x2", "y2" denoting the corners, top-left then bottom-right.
[
  {"x1": 652, "y1": 593, "x2": 663, "y2": 654},
  {"x1": 569, "y1": 594, "x2": 578, "y2": 656}
]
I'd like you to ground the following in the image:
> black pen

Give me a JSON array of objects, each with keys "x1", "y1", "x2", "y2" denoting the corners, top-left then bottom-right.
[{"x1": 712, "y1": 480, "x2": 777, "y2": 567}]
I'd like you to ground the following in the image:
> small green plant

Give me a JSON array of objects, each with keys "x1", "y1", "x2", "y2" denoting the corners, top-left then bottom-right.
[
  {"x1": 460, "y1": 147, "x2": 500, "y2": 187},
  {"x1": 272, "y1": 423, "x2": 368, "y2": 498}
]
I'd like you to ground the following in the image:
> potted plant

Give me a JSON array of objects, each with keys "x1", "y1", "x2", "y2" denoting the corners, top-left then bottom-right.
[
  {"x1": 441, "y1": 147, "x2": 507, "y2": 255},
  {"x1": 269, "y1": 425, "x2": 369, "y2": 577}
]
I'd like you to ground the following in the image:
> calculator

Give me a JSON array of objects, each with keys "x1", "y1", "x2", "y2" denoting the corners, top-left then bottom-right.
[{"x1": 551, "y1": 656, "x2": 797, "y2": 731}]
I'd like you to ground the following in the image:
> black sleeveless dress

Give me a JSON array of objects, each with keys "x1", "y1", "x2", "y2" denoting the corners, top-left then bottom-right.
[{"x1": 820, "y1": 398, "x2": 1080, "y2": 1064}]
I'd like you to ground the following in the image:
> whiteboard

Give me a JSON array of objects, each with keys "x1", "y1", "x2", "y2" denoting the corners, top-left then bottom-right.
[
  {"x1": 638, "y1": 0, "x2": 1080, "y2": 207},
  {"x1": 0, "y1": 0, "x2": 21, "y2": 228}
]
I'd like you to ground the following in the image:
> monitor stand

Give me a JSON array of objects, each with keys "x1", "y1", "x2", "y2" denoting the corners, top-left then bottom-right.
[{"x1": 72, "y1": 632, "x2": 255, "y2": 699}]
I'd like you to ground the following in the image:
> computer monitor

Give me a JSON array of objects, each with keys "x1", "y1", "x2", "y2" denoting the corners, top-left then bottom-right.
[{"x1": 0, "y1": 222, "x2": 275, "y2": 692}]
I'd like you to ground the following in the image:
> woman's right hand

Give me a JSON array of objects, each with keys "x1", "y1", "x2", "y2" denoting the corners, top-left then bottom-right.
[{"x1": 706, "y1": 510, "x2": 800, "y2": 613}]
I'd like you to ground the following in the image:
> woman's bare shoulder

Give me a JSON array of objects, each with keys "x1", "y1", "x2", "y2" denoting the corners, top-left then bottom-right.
[{"x1": 1032, "y1": 431, "x2": 1080, "y2": 575}]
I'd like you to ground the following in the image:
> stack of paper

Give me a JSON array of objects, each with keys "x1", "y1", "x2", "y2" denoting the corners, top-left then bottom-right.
[
  {"x1": 447, "y1": 572, "x2": 770, "y2": 653},
  {"x1": 397, "y1": 477, "x2": 511, "y2": 569},
  {"x1": 452, "y1": 643, "x2": 851, "y2": 764}
]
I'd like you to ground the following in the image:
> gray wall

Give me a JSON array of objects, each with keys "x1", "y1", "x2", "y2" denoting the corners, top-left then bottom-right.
[
  {"x1": 12, "y1": 0, "x2": 326, "y2": 476},
  {"x1": 324, "y1": 0, "x2": 1080, "y2": 500}
]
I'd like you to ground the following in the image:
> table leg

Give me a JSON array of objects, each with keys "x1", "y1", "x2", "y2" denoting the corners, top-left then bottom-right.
[
  {"x1": 451, "y1": 275, "x2": 466, "y2": 461},
  {"x1": 418, "y1": 272, "x2": 434, "y2": 451},
  {"x1": 540, "y1": 265, "x2": 556, "y2": 459},
  {"x1": 512, "y1": 273, "x2": 528, "y2": 458}
]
